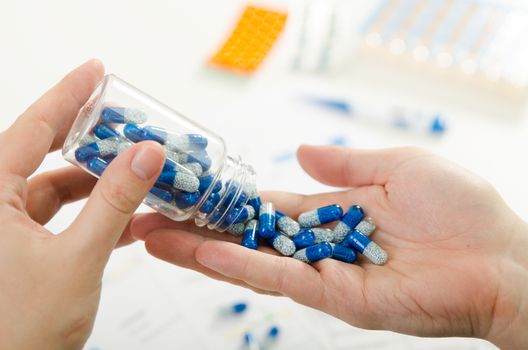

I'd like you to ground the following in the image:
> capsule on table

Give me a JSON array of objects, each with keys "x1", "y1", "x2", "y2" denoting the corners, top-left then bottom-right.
[
  {"x1": 93, "y1": 123, "x2": 120, "y2": 139},
  {"x1": 75, "y1": 137, "x2": 127, "y2": 162},
  {"x1": 149, "y1": 186, "x2": 174, "y2": 203},
  {"x1": 275, "y1": 210, "x2": 301, "y2": 237},
  {"x1": 258, "y1": 202, "x2": 276, "y2": 238},
  {"x1": 227, "y1": 222, "x2": 245, "y2": 236},
  {"x1": 101, "y1": 106, "x2": 147, "y2": 124},
  {"x1": 312, "y1": 228, "x2": 335, "y2": 243},
  {"x1": 343, "y1": 229, "x2": 387, "y2": 265},
  {"x1": 86, "y1": 157, "x2": 108, "y2": 176},
  {"x1": 355, "y1": 217, "x2": 376, "y2": 237},
  {"x1": 293, "y1": 242, "x2": 333, "y2": 263},
  {"x1": 330, "y1": 243, "x2": 358, "y2": 264},
  {"x1": 268, "y1": 231, "x2": 296, "y2": 256},
  {"x1": 291, "y1": 228, "x2": 316, "y2": 249},
  {"x1": 298, "y1": 204, "x2": 343, "y2": 227},
  {"x1": 156, "y1": 167, "x2": 200, "y2": 193},
  {"x1": 241, "y1": 220, "x2": 259, "y2": 250},
  {"x1": 173, "y1": 191, "x2": 201, "y2": 209},
  {"x1": 333, "y1": 205, "x2": 365, "y2": 242}
]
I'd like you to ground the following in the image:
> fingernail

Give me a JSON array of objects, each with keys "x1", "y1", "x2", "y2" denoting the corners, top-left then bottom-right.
[{"x1": 131, "y1": 145, "x2": 164, "y2": 180}]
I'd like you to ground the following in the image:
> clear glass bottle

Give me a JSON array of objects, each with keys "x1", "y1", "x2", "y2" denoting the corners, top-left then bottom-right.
[{"x1": 62, "y1": 74, "x2": 257, "y2": 232}]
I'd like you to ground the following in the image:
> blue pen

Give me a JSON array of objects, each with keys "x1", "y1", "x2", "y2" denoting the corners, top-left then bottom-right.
[{"x1": 304, "y1": 95, "x2": 446, "y2": 135}]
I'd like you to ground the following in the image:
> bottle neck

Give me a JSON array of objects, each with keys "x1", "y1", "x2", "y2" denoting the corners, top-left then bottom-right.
[{"x1": 194, "y1": 155, "x2": 256, "y2": 231}]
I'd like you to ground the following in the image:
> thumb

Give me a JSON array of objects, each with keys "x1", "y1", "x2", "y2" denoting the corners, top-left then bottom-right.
[
  {"x1": 296, "y1": 144, "x2": 422, "y2": 187},
  {"x1": 65, "y1": 141, "x2": 165, "y2": 261}
]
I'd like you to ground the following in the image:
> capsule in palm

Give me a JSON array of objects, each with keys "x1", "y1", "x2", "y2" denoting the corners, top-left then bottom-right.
[
  {"x1": 312, "y1": 228, "x2": 335, "y2": 243},
  {"x1": 292, "y1": 229, "x2": 316, "y2": 249},
  {"x1": 241, "y1": 220, "x2": 259, "y2": 250},
  {"x1": 275, "y1": 210, "x2": 300, "y2": 237},
  {"x1": 258, "y1": 202, "x2": 276, "y2": 238},
  {"x1": 101, "y1": 106, "x2": 147, "y2": 124},
  {"x1": 293, "y1": 242, "x2": 333, "y2": 263},
  {"x1": 343, "y1": 230, "x2": 387, "y2": 265},
  {"x1": 298, "y1": 204, "x2": 343, "y2": 228},
  {"x1": 333, "y1": 205, "x2": 365, "y2": 242},
  {"x1": 268, "y1": 231, "x2": 296, "y2": 256},
  {"x1": 330, "y1": 243, "x2": 357, "y2": 264},
  {"x1": 355, "y1": 217, "x2": 376, "y2": 237}
]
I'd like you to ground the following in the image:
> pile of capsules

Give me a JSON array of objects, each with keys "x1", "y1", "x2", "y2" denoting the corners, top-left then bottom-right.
[
  {"x1": 73, "y1": 105, "x2": 258, "y2": 228},
  {"x1": 238, "y1": 202, "x2": 388, "y2": 265},
  {"x1": 72, "y1": 106, "x2": 387, "y2": 265}
]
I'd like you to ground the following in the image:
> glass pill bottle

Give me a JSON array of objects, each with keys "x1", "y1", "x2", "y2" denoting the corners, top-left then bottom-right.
[{"x1": 62, "y1": 74, "x2": 258, "y2": 232}]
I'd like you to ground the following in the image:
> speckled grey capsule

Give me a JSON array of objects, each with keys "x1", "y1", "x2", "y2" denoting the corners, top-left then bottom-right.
[
  {"x1": 355, "y1": 217, "x2": 376, "y2": 237},
  {"x1": 227, "y1": 222, "x2": 245, "y2": 236},
  {"x1": 269, "y1": 232, "x2": 296, "y2": 256},
  {"x1": 275, "y1": 210, "x2": 300, "y2": 237}
]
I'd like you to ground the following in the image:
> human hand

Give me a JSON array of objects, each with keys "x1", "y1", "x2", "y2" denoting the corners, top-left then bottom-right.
[
  {"x1": 132, "y1": 145, "x2": 528, "y2": 349},
  {"x1": 0, "y1": 60, "x2": 166, "y2": 350}
]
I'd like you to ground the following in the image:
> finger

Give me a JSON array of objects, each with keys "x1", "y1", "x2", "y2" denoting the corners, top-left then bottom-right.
[
  {"x1": 26, "y1": 167, "x2": 97, "y2": 224},
  {"x1": 143, "y1": 230, "x2": 276, "y2": 295},
  {"x1": 195, "y1": 240, "x2": 326, "y2": 307},
  {"x1": 66, "y1": 141, "x2": 165, "y2": 262},
  {"x1": 296, "y1": 145, "x2": 426, "y2": 187},
  {"x1": 0, "y1": 59, "x2": 104, "y2": 177}
]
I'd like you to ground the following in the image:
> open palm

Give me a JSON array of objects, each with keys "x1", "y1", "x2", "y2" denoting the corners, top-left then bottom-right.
[{"x1": 131, "y1": 145, "x2": 526, "y2": 345}]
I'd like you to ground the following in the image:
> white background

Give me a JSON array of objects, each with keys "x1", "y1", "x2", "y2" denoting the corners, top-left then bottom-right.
[{"x1": 0, "y1": 0, "x2": 527, "y2": 349}]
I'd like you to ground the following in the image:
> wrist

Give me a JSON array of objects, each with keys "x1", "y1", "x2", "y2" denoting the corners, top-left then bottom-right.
[{"x1": 486, "y1": 217, "x2": 528, "y2": 350}]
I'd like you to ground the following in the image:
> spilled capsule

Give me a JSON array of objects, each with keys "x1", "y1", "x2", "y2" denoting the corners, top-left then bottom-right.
[
  {"x1": 258, "y1": 202, "x2": 276, "y2": 238},
  {"x1": 333, "y1": 205, "x2": 365, "y2": 243},
  {"x1": 298, "y1": 204, "x2": 343, "y2": 227},
  {"x1": 275, "y1": 210, "x2": 301, "y2": 237},
  {"x1": 355, "y1": 217, "x2": 376, "y2": 237},
  {"x1": 343, "y1": 229, "x2": 387, "y2": 265},
  {"x1": 293, "y1": 242, "x2": 333, "y2": 263},
  {"x1": 241, "y1": 219, "x2": 259, "y2": 250},
  {"x1": 268, "y1": 231, "x2": 296, "y2": 256},
  {"x1": 330, "y1": 243, "x2": 357, "y2": 264}
]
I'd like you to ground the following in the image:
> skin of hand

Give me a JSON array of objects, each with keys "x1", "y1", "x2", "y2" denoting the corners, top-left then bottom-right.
[
  {"x1": 0, "y1": 59, "x2": 166, "y2": 350},
  {"x1": 131, "y1": 145, "x2": 528, "y2": 350}
]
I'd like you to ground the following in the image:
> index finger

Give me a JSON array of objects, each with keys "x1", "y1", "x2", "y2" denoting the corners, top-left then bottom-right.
[{"x1": 0, "y1": 59, "x2": 104, "y2": 177}]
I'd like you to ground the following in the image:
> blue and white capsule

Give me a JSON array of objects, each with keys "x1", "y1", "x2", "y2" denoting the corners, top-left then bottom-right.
[
  {"x1": 79, "y1": 134, "x2": 97, "y2": 146},
  {"x1": 312, "y1": 228, "x2": 335, "y2": 243},
  {"x1": 227, "y1": 222, "x2": 245, "y2": 236},
  {"x1": 275, "y1": 210, "x2": 301, "y2": 237},
  {"x1": 293, "y1": 242, "x2": 333, "y2": 263},
  {"x1": 174, "y1": 191, "x2": 201, "y2": 209},
  {"x1": 75, "y1": 137, "x2": 129, "y2": 162},
  {"x1": 258, "y1": 202, "x2": 276, "y2": 238},
  {"x1": 241, "y1": 220, "x2": 259, "y2": 250},
  {"x1": 181, "y1": 162, "x2": 203, "y2": 176},
  {"x1": 101, "y1": 106, "x2": 147, "y2": 124},
  {"x1": 268, "y1": 231, "x2": 296, "y2": 256},
  {"x1": 149, "y1": 186, "x2": 174, "y2": 203},
  {"x1": 86, "y1": 157, "x2": 108, "y2": 176},
  {"x1": 93, "y1": 124, "x2": 120, "y2": 139},
  {"x1": 142, "y1": 126, "x2": 208, "y2": 151},
  {"x1": 355, "y1": 217, "x2": 376, "y2": 237},
  {"x1": 330, "y1": 243, "x2": 357, "y2": 264},
  {"x1": 292, "y1": 229, "x2": 316, "y2": 249},
  {"x1": 333, "y1": 205, "x2": 365, "y2": 242},
  {"x1": 156, "y1": 166, "x2": 200, "y2": 193},
  {"x1": 244, "y1": 184, "x2": 262, "y2": 216},
  {"x1": 343, "y1": 229, "x2": 387, "y2": 265},
  {"x1": 298, "y1": 204, "x2": 343, "y2": 227}
]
